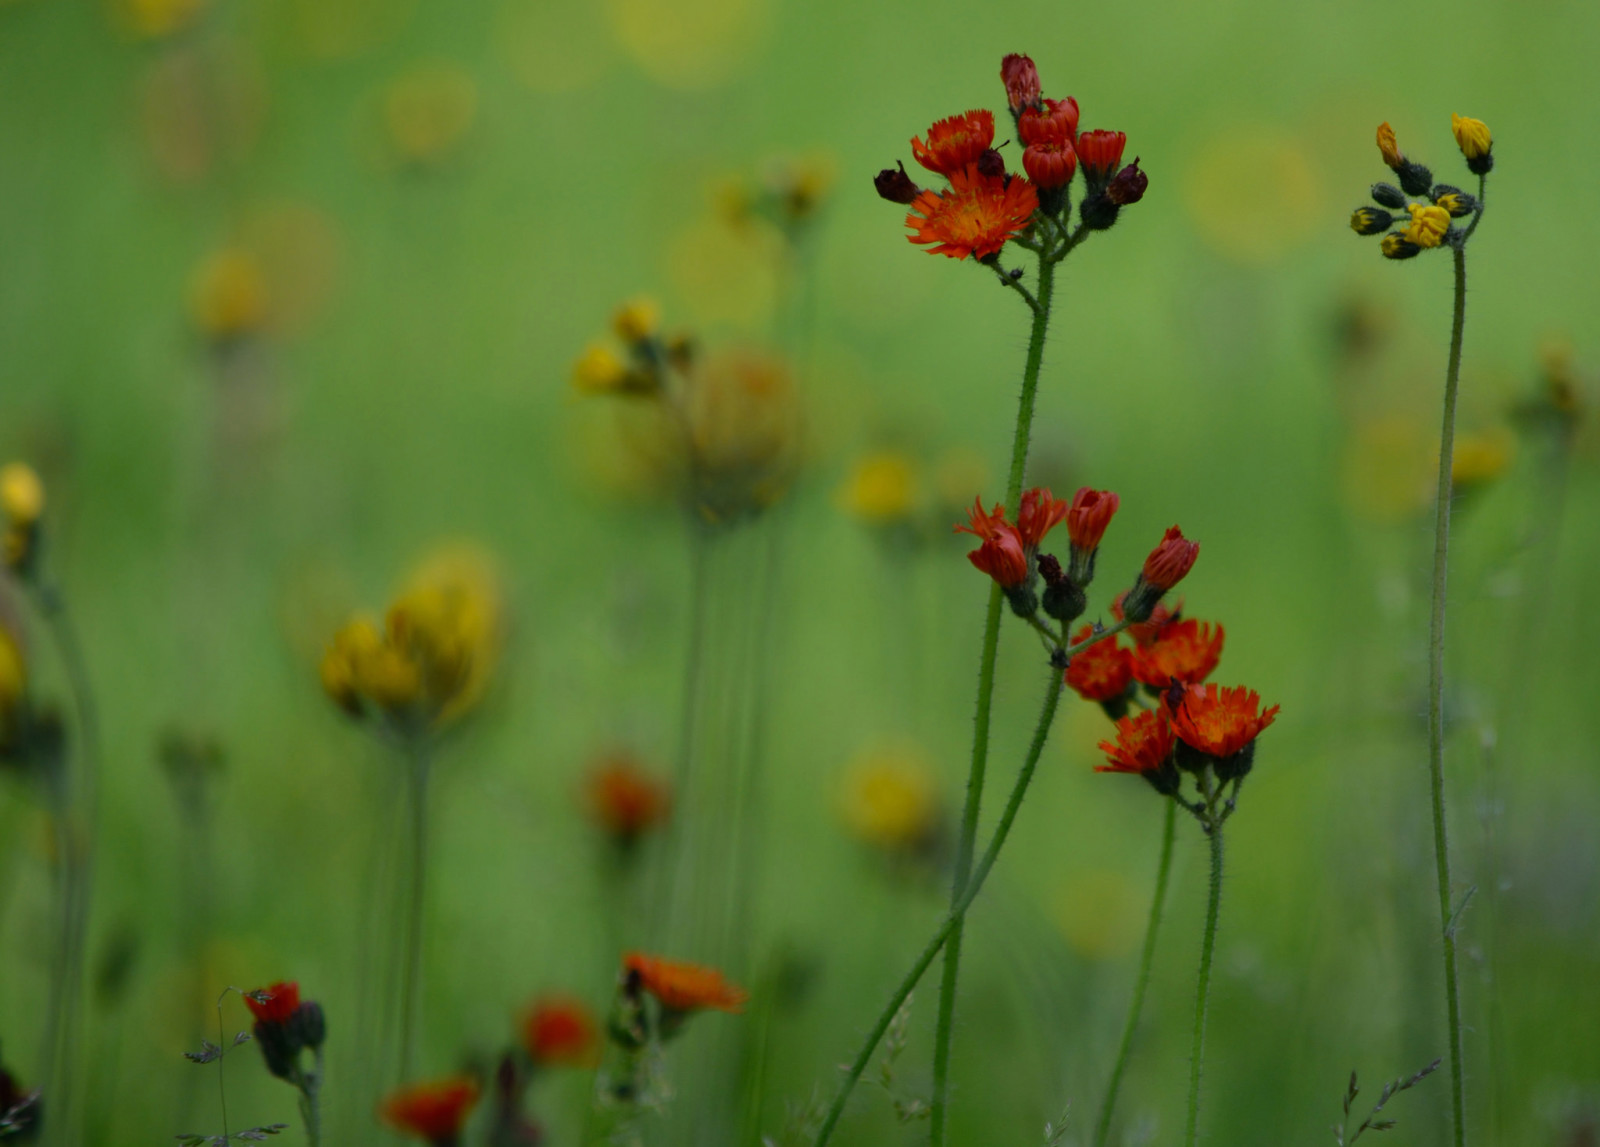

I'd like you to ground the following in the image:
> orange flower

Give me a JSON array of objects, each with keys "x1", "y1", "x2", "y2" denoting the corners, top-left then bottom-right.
[
  {"x1": 623, "y1": 952, "x2": 748, "y2": 1014},
  {"x1": 1017, "y1": 97, "x2": 1079, "y2": 146},
  {"x1": 521, "y1": 996, "x2": 598, "y2": 1068},
  {"x1": 1131, "y1": 619, "x2": 1224, "y2": 687},
  {"x1": 1141, "y1": 526, "x2": 1199, "y2": 590},
  {"x1": 954, "y1": 498, "x2": 1028, "y2": 587},
  {"x1": 1076, "y1": 129, "x2": 1127, "y2": 186},
  {"x1": 585, "y1": 754, "x2": 671, "y2": 846},
  {"x1": 1096, "y1": 708, "x2": 1178, "y2": 794},
  {"x1": 1023, "y1": 139, "x2": 1077, "y2": 189},
  {"x1": 1376, "y1": 122, "x2": 1402, "y2": 169},
  {"x1": 1171, "y1": 683, "x2": 1279, "y2": 769},
  {"x1": 1066, "y1": 487, "x2": 1119, "y2": 554},
  {"x1": 906, "y1": 164, "x2": 1038, "y2": 261},
  {"x1": 1064, "y1": 625, "x2": 1133, "y2": 704},
  {"x1": 1016, "y1": 486, "x2": 1070, "y2": 549},
  {"x1": 380, "y1": 1077, "x2": 480, "y2": 1145},
  {"x1": 1000, "y1": 54, "x2": 1041, "y2": 113},
  {"x1": 244, "y1": 981, "x2": 299, "y2": 1027},
  {"x1": 910, "y1": 110, "x2": 995, "y2": 176}
]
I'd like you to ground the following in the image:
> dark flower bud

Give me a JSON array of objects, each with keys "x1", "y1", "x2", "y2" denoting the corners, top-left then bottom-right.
[
  {"x1": 290, "y1": 1001, "x2": 326, "y2": 1050},
  {"x1": 253, "y1": 1019, "x2": 299, "y2": 1081},
  {"x1": 873, "y1": 162, "x2": 920, "y2": 205},
  {"x1": 1003, "y1": 583, "x2": 1041, "y2": 619},
  {"x1": 1212, "y1": 739, "x2": 1255, "y2": 782},
  {"x1": 1465, "y1": 151, "x2": 1493, "y2": 176},
  {"x1": 1079, "y1": 192, "x2": 1120, "y2": 231},
  {"x1": 1145, "y1": 756, "x2": 1181, "y2": 796},
  {"x1": 1380, "y1": 234, "x2": 1422, "y2": 260},
  {"x1": 1370, "y1": 182, "x2": 1407, "y2": 209},
  {"x1": 1349, "y1": 207, "x2": 1393, "y2": 236},
  {"x1": 1434, "y1": 189, "x2": 1477, "y2": 217},
  {"x1": 1038, "y1": 554, "x2": 1087, "y2": 623},
  {"x1": 976, "y1": 148, "x2": 1006, "y2": 179},
  {"x1": 1105, "y1": 159, "x2": 1147, "y2": 205},
  {"x1": 1397, "y1": 160, "x2": 1433, "y2": 198}
]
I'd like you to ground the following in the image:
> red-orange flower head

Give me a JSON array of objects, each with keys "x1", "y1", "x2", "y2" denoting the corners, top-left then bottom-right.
[
  {"x1": 955, "y1": 498, "x2": 1029, "y2": 589},
  {"x1": 911, "y1": 110, "x2": 995, "y2": 176},
  {"x1": 1023, "y1": 139, "x2": 1077, "y2": 191},
  {"x1": 1065, "y1": 487, "x2": 1118, "y2": 584},
  {"x1": 1095, "y1": 708, "x2": 1179, "y2": 795},
  {"x1": 1121, "y1": 526, "x2": 1198, "y2": 624},
  {"x1": 1018, "y1": 97, "x2": 1080, "y2": 147},
  {"x1": 623, "y1": 952, "x2": 748, "y2": 1015},
  {"x1": 1001, "y1": 54, "x2": 1042, "y2": 114},
  {"x1": 245, "y1": 981, "x2": 300, "y2": 1027},
  {"x1": 1076, "y1": 129, "x2": 1127, "y2": 190},
  {"x1": 1132, "y1": 619, "x2": 1224, "y2": 688},
  {"x1": 1171, "y1": 683, "x2": 1279, "y2": 781},
  {"x1": 520, "y1": 995, "x2": 598, "y2": 1068},
  {"x1": 1016, "y1": 487, "x2": 1070, "y2": 551},
  {"x1": 1065, "y1": 624, "x2": 1133, "y2": 712},
  {"x1": 380, "y1": 1077, "x2": 481, "y2": 1145},
  {"x1": 906, "y1": 164, "x2": 1038, "y2": 261},
  {"x1": 585, "y1": 753, "x2": 671, "y2": 848}
]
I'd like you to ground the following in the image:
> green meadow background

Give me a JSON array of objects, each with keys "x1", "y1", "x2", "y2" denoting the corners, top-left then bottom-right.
[{"x1": 1, "y1": 0, "x2": 1597, "y2": 1143}]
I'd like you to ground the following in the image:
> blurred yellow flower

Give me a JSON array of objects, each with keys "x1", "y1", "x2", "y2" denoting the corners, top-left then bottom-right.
[
  {"x1": 0, "y1": 624, "x2": 26, "y2": 746},
  {"x1": 384, "y1": 64, "x2": 477, "y2": 167},
  {"x1": 1451, "y1": 430, "x2": 1514, "y2": 491},
  {"x1": 684, "y1": 350, "x2": 799, "y2": 523},
  {"x1": 837, "y1": 451, "x2": 916, "y2": 525},
  {"x1": 612, "y1": 297, "x2": 661, "y2": 344},
  {"x1": 189, "y1": 248, "x2": 269, "y2": 340},
  {"x1": 0, "y1": 463, "x2": 44, "y2": 527},
  {"x1": 839, "y1": 748, "x2": 938, "y2": 851},
  {"x1": 1185, "y1": 128, "x2": 1320, "y2": 264},
  {"x1": 572, "y1": 343, "x2": 636, "y2": 395},
  {"x1": 605, "y1": 0, "x2": 771, "y2": 89},
  {"x1": 115, "y1": 0, "x2": 205, "y2": 39}
]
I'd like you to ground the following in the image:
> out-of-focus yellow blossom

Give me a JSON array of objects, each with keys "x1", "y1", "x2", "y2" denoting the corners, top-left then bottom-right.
[
  {"x1": 572, "y1": 344, "x2": 634, "y2": 395},
  {"x1": 0, "y1": 463, "x2": 44, "y2": 527},
  {"x1": 1404, "y1": 204, "x2": 1450, "y2": 248},
  {"x1": 0, "y1": 624, "x2": 26, "y2": 756},
  {"x1": 384, "y1": 64, "x2": 477, "y2": 167},
  {"x1": 116, "y1": 0, "x2": 205, "y2": 39},
  {"x1": 764, "y1": 154, "x2": 835, "y2": 224},
  {"x1": 189, "y1": 248, "x2": 269, "y2": 340},
  {"x1": 837, "y1": 451, "x2": 916, "y2": 525},
  {"x1": 839, "y1": 748, "x2": 938, "y2": 852},
  {"x1": 321, "y1": 548, "x2": 502, "y2": 732},
  {"x1": 684, "y1": 350, "x2": 798, "y2": 524},
  {"x1": 1451, "y1": 114, "x2": 1491, "y2": 161},
  {"x1": 612, "y1": 297, "x2": 660, "y2": 344},
  {"x1": 1451, "y1": 430, "x2": 1514, "y2": 491},
  {"x1": 605, "y1": 0, "x2": 772, "y2": 90},
  {"x1": 1184, "y1": 129, "x2": 1320, "y2": 264}
]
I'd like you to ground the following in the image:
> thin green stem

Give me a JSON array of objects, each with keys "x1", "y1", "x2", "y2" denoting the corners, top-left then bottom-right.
[
  {"x1": 1093, "y1": 798, "x2": 1177, "y2": 1147},
  {"x1": 1183, "y1": 818, "x2": 1225, "y2": 1147},
  {"x1": 1427, "y1": 237, "x2": 1472, "y2": 1147},
  {"x1": 397, "y1": 739, "x2": 432, "y2": 1083},
  {"x1": 815, "y1": 674, "x2": 1064, "y2": 1147},
  {"x1": 929, "y1": 251, "x2": 1057, "y2": 1147}
]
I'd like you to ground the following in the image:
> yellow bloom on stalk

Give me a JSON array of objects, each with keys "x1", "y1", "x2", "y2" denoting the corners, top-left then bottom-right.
[
  {"x1": 611, "y1": 297, "x2": 660, "y2": 344},
  {"x1": 683, "y1": 350, "x2": 798, "y2": 523},
  {"x1": 1451, "y1": 114, "x2": 1491, "y2": 161},
  {"x1": 0, "y1": 625, "x2": 26, "y2": 739},
  {"x1": 1404, "y1": 204, "x2": 1450, "y2": 248},
  {"x1": 839, "y1": 748, "x2": 938, "y2": 851},
  {"x1": 320, "y1": 548, "x2": 502, "y2": 732},
  {"x1": 0, "y1": 463, "x2": 44, "y2": 527},
  {"x1": 189, "y1": 248, "x2": 268, "y2": 340},
  {"x1": 572, "y1": 343, "x2": 653, "y2": 396},
  {"x1": 1451, "y1": 430, "x2": 1513, "y2": 491},
  {"x1": 837, "y1": 451, "x2": 916, "y2": 525}
]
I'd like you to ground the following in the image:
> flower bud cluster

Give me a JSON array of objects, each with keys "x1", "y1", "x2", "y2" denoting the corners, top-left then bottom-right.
[{"x1": 1351, "y1": 118, "x2": 1490, "y2": 259}]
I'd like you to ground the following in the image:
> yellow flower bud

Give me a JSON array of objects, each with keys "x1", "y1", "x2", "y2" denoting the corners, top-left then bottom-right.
[
  {"x1": 0, "y1": 463, "x2": 44, "y2": 527},
  {"x1": 1451, "y1": 431, "x2": 1513, "y2": 490},
  {"x1": 1380, "y1": 233, "x2": 1420, "y2": 260},
  {"x1": 572, "y1": 343, "x2": 633, "y2": 394},
  {"x1": 1376, "y1": 122, "x2": 1402, "y2": 168},
  {"x1": 837, "y1": 451, "x2": 917, "y2": 524},
  {"x1": 1404, "y1": 204, "x2": 1450, "y2": 248},
  {"x1": 611, "y1": 297, "x2": 660, "y2": 344},
  {"x1": 189, "y1": 249, "x2": 268, "y2": 339},
  {"x1": 1451, "y1": 114, "x2": 1491, "y2": 160},
  {"x1": 839, "y1": 749, "x2": 938, "y2": 851}
]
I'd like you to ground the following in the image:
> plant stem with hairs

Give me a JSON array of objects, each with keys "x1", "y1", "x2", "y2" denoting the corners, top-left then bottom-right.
[
  {"x1": 1183, "y1": 813, "x2": 1225, "y2": 1147},
  {"x1": 1093, "y1": 797, "x2": 1177, "y2": 1147}
]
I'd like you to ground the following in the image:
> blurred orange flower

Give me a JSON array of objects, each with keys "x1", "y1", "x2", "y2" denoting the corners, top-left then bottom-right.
[{"x1": 623, "y1": 952, "x2": 747, "y2": 1014}]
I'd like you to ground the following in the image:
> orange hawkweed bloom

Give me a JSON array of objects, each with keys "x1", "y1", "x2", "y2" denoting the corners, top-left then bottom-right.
[
  {"x1": 906, "y1": 164, "x2": 1038, "y2": 261},
  {"x1": 911, "y1": 110, "x2": 996, "y2": 176},
  {"x1": 1000, "y1": 54, "x2": 1041, "y2": 113},
  {"x1": 1064, "y1": 625, "x2": 1133, "y2": 704},
  {"x1": 1016, "y1": 487, "x2": 1070, "y2": 549},
  {"x1": 1132, "y1": 619, "x2": 1224, "y2": 687},
  {"x1": 954, "y1": 498, "x2": 1028, "y2": 587},
  {"x1": 1023, "y1": 139, "x2": 1077, "y2": 189},
  {"x1": 623, "y1": 952, "x2": 748, "y2": 1014},
  {"x1": 1066, "y1": 487, "x2": 1119, "y2": 553},
  {"x1": 1096, "y1": 708, "x2": 1178, "y2": 794},
  {"x1": 585, "y1": 754, "x2": 671, "y2": 847},
  {"x1": 380, "y1": 1077, "x2": 481, "y2": 1145},
  {"x1": 244, "y1": 981, "x2": 299, "y2": 1027},
  {"x1": 520, "y1": 996, "x2": 598, "y2": 1068},
  {"x1": 1142, "y1": 526, "x2": 1199, "y2": 590},
  {"x1": 1171, "y1": 683, "x2": 1279, "y2": 780},
  {"x1": 1017, "y1": 97, "x2": 1079, "y2": 147},
  {"x1": 1076, "y1": 129, "x2": 1127, "y2": 185}
]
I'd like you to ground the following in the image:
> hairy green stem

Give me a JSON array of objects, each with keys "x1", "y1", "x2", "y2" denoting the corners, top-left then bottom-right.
[
  {"x1": 1093, "y1": 798, "x2": 1177, "y2": 1147},
  {"x1": 816, "y1": 674, "x2": 1064, "y2": 1147},
  {"x1": 1183, "y1": 819, "x2": 1225, "y2": 1147},
  {"x1": 397, "y1": 739, "x2": 432, "y2": 1083},
  {"x1": 1428, "y1": 238, "x2": 1471, "y2": 1147},
  {"x1": 928, "y1": 250, "x2": 1057, "y2": 1147}
]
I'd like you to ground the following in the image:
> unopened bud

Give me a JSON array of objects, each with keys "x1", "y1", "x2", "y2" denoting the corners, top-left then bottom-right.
[
  {"x1": 873, "y1": 162, "x2": 920, "y2": 205},
  {"x1": 1105, "y1": 159, "x2": 1147, "y2": 206}
]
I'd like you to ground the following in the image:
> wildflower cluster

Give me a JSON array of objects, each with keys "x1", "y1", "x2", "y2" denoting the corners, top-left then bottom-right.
[
  {"x1": 244, "y1": 982, "x2": 327, "y2": 1138},
  {"x1": 1350, "y1": 117, "x2": 1490, "y2": 260},
  {"x1": 571, "y1": 298, "x2": 798, "y2": 525},
  {"x1": 603, "y1": 952, "x2": 748, "y2": 1102},
  {"x1": 876, "y1": 54, "x2": 1147, "y2": 274}
]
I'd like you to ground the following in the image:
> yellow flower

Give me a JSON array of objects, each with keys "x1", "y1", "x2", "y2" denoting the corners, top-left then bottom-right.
[
  {"x1": 839, "y1": 749, "x2": 937, "y2": 851},
  {"x1": 572, "y1": 343, "x2": 639, "y2": 395},
  {"x1": 837, "y1": 451, "x2": 916, "y2": 524},
  {"x1": 0, "y1": 463, "x2": 44, "y2": 527},
  {"x1": 1451, "y1": 114, "x2": 1491, "y2": 161},
  {"x1": 611, "y1": 297, "x2": 660, "y2": 344},
  {"x1": 189, "y1": 249, "x2": 268, "y2": 339},
  {"x1": 1376, "y1": 121, "x2": 1402, "y2": 168},
  {"x1": 683, "y1": 350, "x2": 798, "y2": 523},
  {"x1": 1451, "y1": 430, "x2": 1513, "y2": 490},
  {"x1": 1404, "y1": 204, "x2": 1450, "y2": 248},
  {"x1": 384, "y1": 64, "x2": 477, "y2": 167}
]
